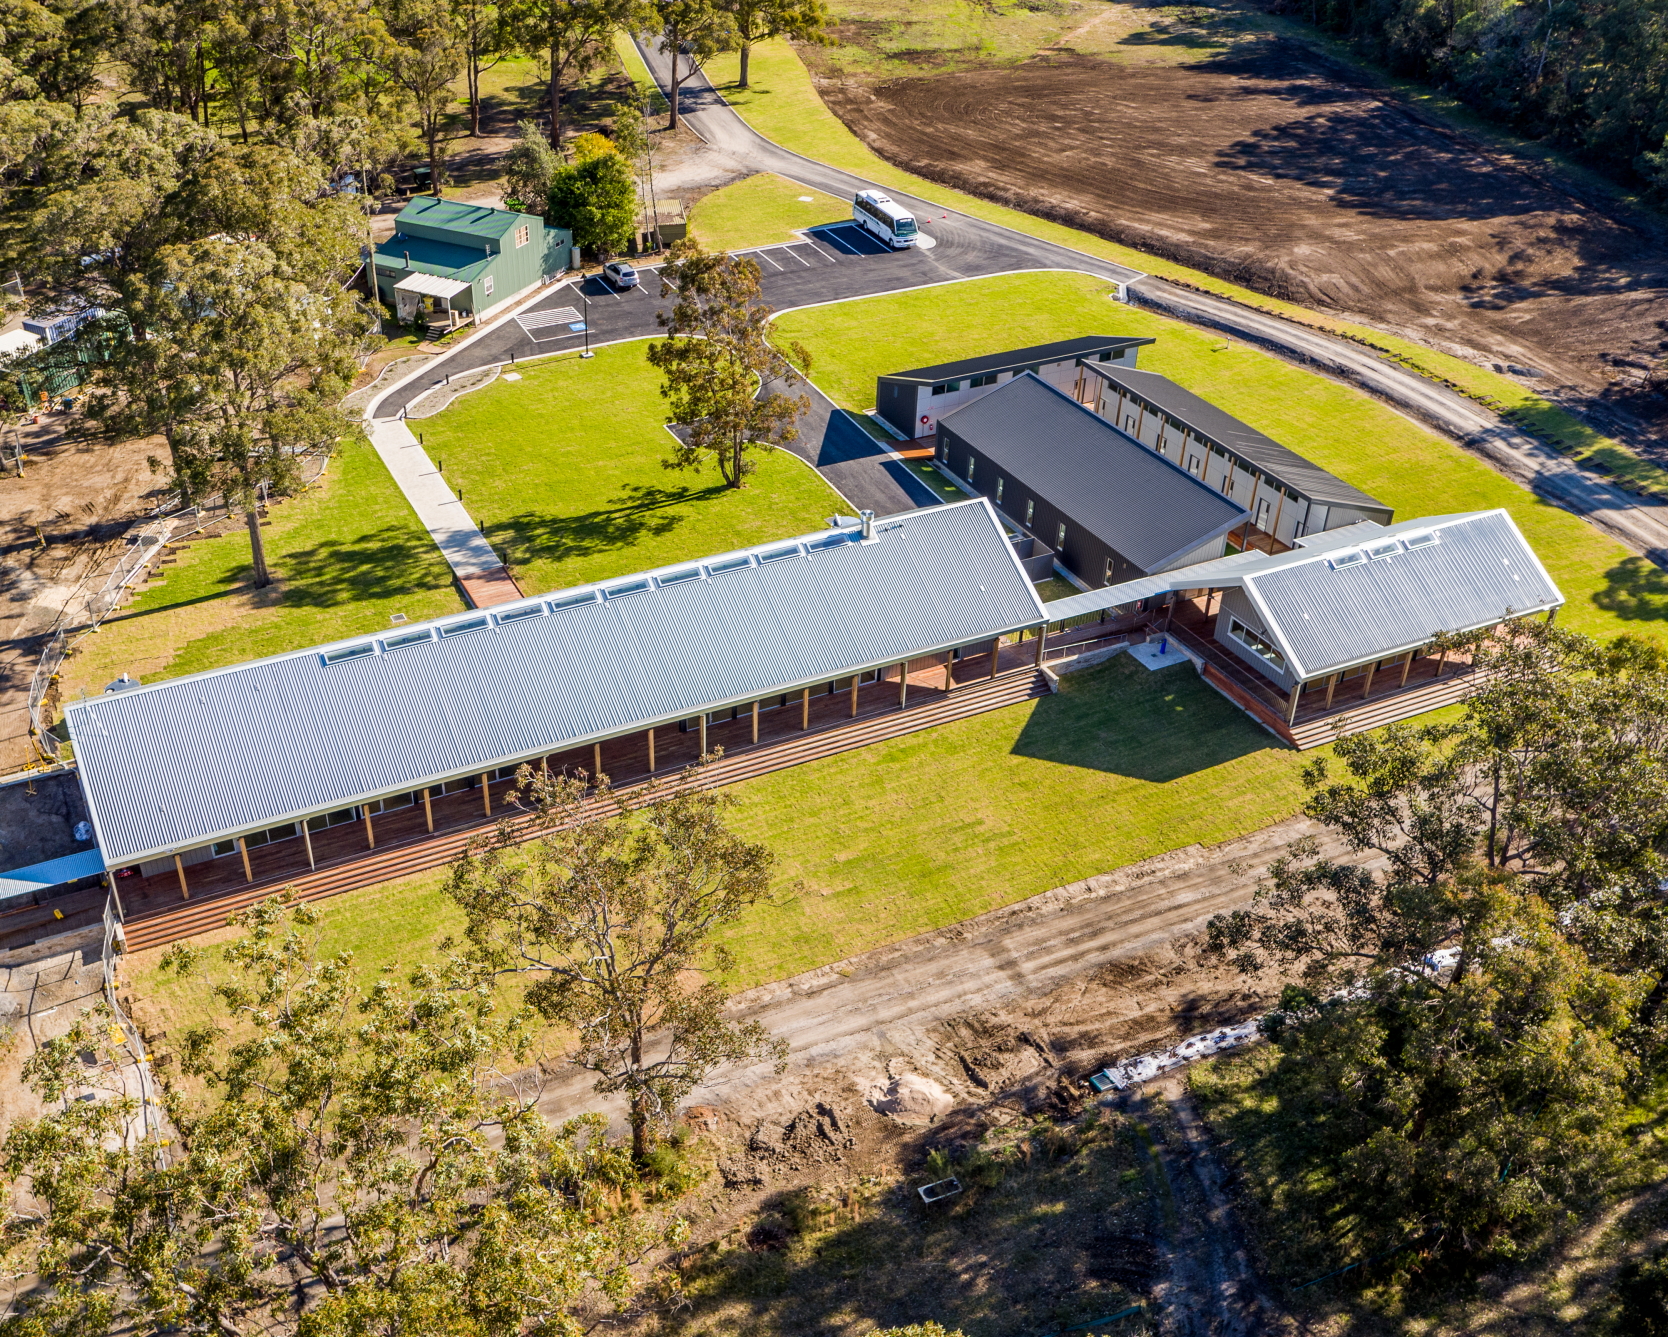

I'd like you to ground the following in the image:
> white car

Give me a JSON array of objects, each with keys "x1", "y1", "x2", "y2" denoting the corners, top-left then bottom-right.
[{"x1": 602, "y1": 261, "x2": 639, "y2": 290}]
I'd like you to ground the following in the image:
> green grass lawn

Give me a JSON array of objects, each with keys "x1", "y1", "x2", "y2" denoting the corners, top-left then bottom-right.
[
  {"x1": 774, "y1": 270, "x2": 1665, "y2": 646},
  {"x1": 62, "y1": 438, "x2": 467, "y2": 699},
  {"x1": 688, "y1": 172, "x2": 850, "y2": 252},
  {"x1": 705, "y1": 37, "x2": 1667, "y2": 496},
  {"x1": 128, "y1": 653, "x2": 1305, "y2": 1027},
  {"x1": 416, "y1": 342, "x2": 847, "y2": 595}
]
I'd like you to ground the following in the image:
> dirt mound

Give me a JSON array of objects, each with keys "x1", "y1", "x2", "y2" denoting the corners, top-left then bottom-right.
[
  {"x1": 865, "y1": 1072, "x2": 953, "y2": 1124},
  {"x1": 817, "y1": 45, "x2": 1668, "y2": 439}
]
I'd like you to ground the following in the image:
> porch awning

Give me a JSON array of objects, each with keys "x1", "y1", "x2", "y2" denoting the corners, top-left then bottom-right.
[{"x1": 393, "y1": 271, "x2": 471, "y2": 299}]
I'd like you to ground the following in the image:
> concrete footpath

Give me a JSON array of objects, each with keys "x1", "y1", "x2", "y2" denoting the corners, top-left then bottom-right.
[{"x1": 364, "y1": 419, "x2": 524, "y2": 607}]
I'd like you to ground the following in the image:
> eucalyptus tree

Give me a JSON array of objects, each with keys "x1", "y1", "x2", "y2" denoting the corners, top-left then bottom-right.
[{"x1": 717, "y1": 0, "x2": 828, "y2": 88}]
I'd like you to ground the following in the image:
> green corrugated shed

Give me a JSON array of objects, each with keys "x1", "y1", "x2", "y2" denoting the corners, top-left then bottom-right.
[{"x1": 373, "y1": 198, "x2": 572, "y2": 322}]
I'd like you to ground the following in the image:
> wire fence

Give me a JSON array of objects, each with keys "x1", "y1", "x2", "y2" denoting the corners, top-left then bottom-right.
[
  {"x1": 101, "y1": 889, "x2": 165, "y2": 1157},
  {"x1": 25, "y1": 450, "x2": 331, "y2": 763}
]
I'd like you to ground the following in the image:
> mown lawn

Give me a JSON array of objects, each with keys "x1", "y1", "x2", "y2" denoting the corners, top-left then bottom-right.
[
  {"x1": 687, "y1": 172, "x2": 850, "y2": 252},
  {"x1": 773, "y1": 270, "x2": 1664, "y2": 646},
  {"x1": 416, "y1": 342, "x2": 846, "y2": 595},
  {"x1": 61, "y1": 437, "x2": 467, "y2": 697}
]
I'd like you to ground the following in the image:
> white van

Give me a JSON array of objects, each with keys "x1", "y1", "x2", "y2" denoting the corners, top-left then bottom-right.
[{"x1": 853, "y1": 190, "x2": 920, "y2": 249}]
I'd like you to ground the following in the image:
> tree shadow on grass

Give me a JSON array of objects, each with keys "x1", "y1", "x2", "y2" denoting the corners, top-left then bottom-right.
[
  {"x1": 1010, "y1": 654, "x2": 1272, "y2": 782},
  {"x1": 486, "y1": 481, "x2": 719, "y2": 570},
  {"x1": 1594, "y1": 556, "x2": 1668, "y2": 624}
]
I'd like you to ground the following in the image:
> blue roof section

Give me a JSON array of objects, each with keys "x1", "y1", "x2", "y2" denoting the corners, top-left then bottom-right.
[
  {"x1": 0, "y1": 848, "x2": 105, "y2": 902},
  {"x1": 372, "y1": 235, "x2": 492, "y2": 280},
  {"x1": 67, "y1": 501, "x2": 1047, "y2": 867}
]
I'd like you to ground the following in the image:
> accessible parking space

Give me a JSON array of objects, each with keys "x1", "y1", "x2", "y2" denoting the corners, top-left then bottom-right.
[{"x1": 806, "y1": 223, "x2": 896, "y2": 257}]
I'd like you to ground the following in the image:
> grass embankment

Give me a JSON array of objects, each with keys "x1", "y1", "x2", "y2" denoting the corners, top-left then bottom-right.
[
  {"x1": 416, "y1": 342, "x2": 845, "y2": 596},
  {"x1": 61, "y1": 438, "x2": 466, "y2": 696},
  {"x1": 774, "y1": 270, "x2": 1665, "y2": 645},
  {"x1": 705, "y1": 37, "x2": 1668, "y2": 497},
  {"x1": 687, "y1": 173, "x2": 849, "y2": 252}
]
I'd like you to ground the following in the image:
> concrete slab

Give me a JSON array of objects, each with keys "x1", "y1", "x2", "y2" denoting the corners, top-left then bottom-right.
[
  {"x1": 1128, "y1": 639, "x2": 1192, "y2": 671},
  {"x1": 364, "y1": 419, "x2": 503, "y2": 578}
]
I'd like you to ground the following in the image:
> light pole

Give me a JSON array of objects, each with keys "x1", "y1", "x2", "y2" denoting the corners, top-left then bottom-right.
[{"x1": 580, "y1": 288, "x2": 593, "y2": 359}]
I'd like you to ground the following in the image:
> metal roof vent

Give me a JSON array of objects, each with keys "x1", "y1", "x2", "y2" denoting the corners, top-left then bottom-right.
[
  {"x1": 860, "y1": 510, "x2": 875, "y2": 540},
  {"x1": 104, "y1": 673, "x2": 142, "y2": 694}
]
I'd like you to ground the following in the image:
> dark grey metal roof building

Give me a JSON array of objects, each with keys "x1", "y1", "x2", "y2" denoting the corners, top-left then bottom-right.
[
  {"x1": 937, "y1": 373, "x2": 1248, "y2": 584},
  {"x1": 883, "y1": 336, "x2": 1156, "y2": 387},
  {"x1": 67, "y1": 500, "x2": 1047, "y2": 869},
  {"x1": 1080, "y1": 364, "x2": 1391, "y2": 545},
  {"x1": 875, "y1": 335, "x2": 1155, "y2": 440}
]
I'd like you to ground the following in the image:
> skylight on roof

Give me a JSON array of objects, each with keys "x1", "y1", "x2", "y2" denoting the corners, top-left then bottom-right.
[
  {"x1": 1327, "y1": 549, "x2": 1367, "y2": 570},
  {"x1": 1365, "y1": 539, "x2": 1401, "y2": 560},
  {"x1": 321, "y1": 642, "x2": 377, "y2": 665},
  {"x1": 495, "y1": 604, "x2": 545, "y2": 624},
  {"x1": 808, "y1": 531, "x2": 853, "y2": 551},
  {"x1": 548, "y1": 589, "x2": 599, "y2": 611},
  {"x1": 604, "y1": 577, "x2": 652, "y2": 598},
  {"x1": 705, "y1": 554, "x2": 753, "y2": 575},
  {"x1": 657, "y1": 567, "x2": 703, "y2": 585},
  {"x1": 381, "y1": 627, "x2": 435, "y2": 651},
  {"x1": 439, "y1": 615, "x2": 491, "y2": 637},
  {"x1": 1402, "y1": 530, "x2": 1439, "y2": 549},
  {"x1": 759, "y1": 544, "x2": 803, "y2": 563}
]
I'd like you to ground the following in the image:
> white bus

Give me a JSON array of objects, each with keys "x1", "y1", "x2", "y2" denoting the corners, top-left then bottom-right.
[{"x1": 852, "y1": 190, "x2": 919, "y2": 249}]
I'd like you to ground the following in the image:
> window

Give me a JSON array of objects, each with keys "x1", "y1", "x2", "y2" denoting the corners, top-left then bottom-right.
[
  {"x1": 307, "y1": 807, "x2": 361, "y2": 832},
  {"x1": 657, "y1": 567, "x2": 703, "y2": 586},
  {"x1": 1254, "y1": 498, "x2": 1272, "y2": 530},
  {"x1": 1366, "y1": 538, "x2": 1401, "y2": 560},
  {"x1": 381, "y1": 627, "x2": 434, "y2": 652},
  {"x1": 1104, "y1": 556, "x2": 1116, "y2": 582},
  {"x1": 1228, "y1": 617, "x2": 1285, "y2": 670},
  {"x1": 514, "y1": 224, "x2": 530, "y2": 247},
  {"x1": 930, "y1": 381, "x2": 962, "y2": 396},
  {"x1": 322, "y1": 642, "x2": 376, "y2": 665},
  {"x1": 1098, "y1": 351, "x2": 1113, "y2": 361},
  {"x1": 1055, "y1": 522, "x2": 1067, "y2": 550},
  {"x1": 495, "y1": 603, "x2": 545, "y2": 623},
  {"x1": 603, "y1": 577, "x2": 653, "y2": 597},
  {"x1": 440, "y1": 615, "x2": 491, "y2": 637},
  {"x1": 483, "y1": 274, "x2": 494, "y2": 296},
  {"x1": 1402, "y1": 530, "x2": 1439, "y2": 550},
  {"x1": 1187, "y1": 454, "x2": 1202, "y2": 477},
  {"x1": 995, "y1": 477, "x2": 1004, "y2": 502},
  {"x1": 549, "y1": 589, "x2": 599, "y2": 610},
  {"x1": 1327, "y1": 549, "x2": 1367, "y2": 570},
  {"x1": 758, "y1": 544, "x2": 802, "y2": 563},
  {"x1": 1025, "y1": 499, "x2": 1034, "y2": 525},
  {"x1": 966, "y1": 457, "x2": 976, "y2": 482},
  {"x1": 968, "y1": 373, "x2": 997, "y2": 388},
  {"x1": 706, "y1": 554, "x2": 754, "y2": 575}
]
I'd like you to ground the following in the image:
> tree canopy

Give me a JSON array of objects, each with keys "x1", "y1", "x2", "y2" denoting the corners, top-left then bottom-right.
[{"x1": 0, "y1": 898, "x2": 693, "y2": 1335}]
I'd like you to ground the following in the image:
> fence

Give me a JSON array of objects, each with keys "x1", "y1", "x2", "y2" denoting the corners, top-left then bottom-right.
[
  {"x1": 102, "y1": 888, "x2": 165, "y2": 1155},
  {"x1": 25, "y1": 450, "x2": 330, "y2": 763}
]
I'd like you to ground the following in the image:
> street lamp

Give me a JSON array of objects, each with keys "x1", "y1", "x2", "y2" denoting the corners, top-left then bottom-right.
[{"x1": 580, "y1": 288, "x2": 593, "y2": 359}]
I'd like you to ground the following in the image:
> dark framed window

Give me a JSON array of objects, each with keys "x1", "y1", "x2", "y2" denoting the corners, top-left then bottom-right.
[{"x1": 1025, "y1": 499, "x2": 1035, "y2": 525}]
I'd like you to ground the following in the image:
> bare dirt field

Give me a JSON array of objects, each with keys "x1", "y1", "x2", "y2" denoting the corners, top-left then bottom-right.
[
  {"x1": 814, "y1": 35, "x2": 1668, "y2": 445},
  {"x1": 0, "y1": 417, "x2": 168, "y2": 772}
]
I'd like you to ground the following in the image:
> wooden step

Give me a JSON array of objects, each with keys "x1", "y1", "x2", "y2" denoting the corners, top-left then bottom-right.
[
  {"x1": 120, "y1": 670, "x2": 1052, "y2": 953},
  {"x1": 1289, "y1": 671, "x2": 1484, "y2": 748}
]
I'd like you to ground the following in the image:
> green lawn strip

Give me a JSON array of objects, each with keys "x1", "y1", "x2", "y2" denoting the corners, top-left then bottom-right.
[
  {"x1": 613, "y1": 30, "x2": 667, "y2": 110},
  {"x1": 705, "y1": 39, "x2": 1663, "y2": 496},
  {"x1": 773, "y1": 270, "x2": 1663, "y2": 645},
  {"x1": 417, "y1": 342, "x2": 846, "y2": 596},
  {"x1": 61, "y1": 437, "x2": 467, "y2": 698},
  {"x1": 687, "y1": 172, "x2": 849, "y2": 252},
  {"x1": 713, "y1": 655, "x2": 1307, "y2": 989}
]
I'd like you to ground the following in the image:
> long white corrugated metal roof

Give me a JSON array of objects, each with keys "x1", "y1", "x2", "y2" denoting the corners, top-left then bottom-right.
[
  {"x1": 1043, "y1": 510, "x2": 1563, "y2": 679},
  {"x1": 68, "y1": 500, "x2": 1046, "y2": 867}
]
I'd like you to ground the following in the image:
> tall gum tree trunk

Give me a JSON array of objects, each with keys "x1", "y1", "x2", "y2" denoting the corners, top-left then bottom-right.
[
  {"x1": 739, "y1": 41, "x2": 751, "y2": 88},
  {"x1": 667, "y1": 30, "x2": 683, "y2": 131},
  {"x1": 246, "y1": 508, "x2": 271, "y2": 589},
  {"x1": 549, "y1": 43, "x2": 562, "y2": 147}
]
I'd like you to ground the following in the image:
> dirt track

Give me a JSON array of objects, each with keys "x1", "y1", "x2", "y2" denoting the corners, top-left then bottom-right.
[{"x1": 818, "y1": 42, "x2": 1668, "y2": 442}]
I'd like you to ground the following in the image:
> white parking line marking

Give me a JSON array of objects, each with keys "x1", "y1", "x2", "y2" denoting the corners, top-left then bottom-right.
[
  {"x1": 517, "y1": 306, "x2": 583, "y2": 332},
  {"x1": 814, "y1": 228, "x2": 861, "y2": 255},
  {"x1": 751, "y1": 248, "x2": 785, "y2": 271},
  {"x1": 797, "y1": 236, "x2": 839, "y2": 262},
  {"x1": 781, "y1": 245, "x2": 812, "y2": 267}
]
